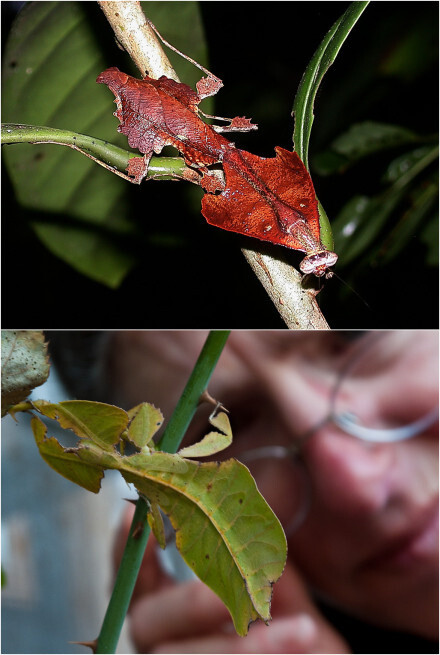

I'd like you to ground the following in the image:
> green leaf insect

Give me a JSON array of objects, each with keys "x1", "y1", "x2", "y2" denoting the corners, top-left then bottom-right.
[{"x1": 28, "y1": 398, "x2": 287, "y2": 636}]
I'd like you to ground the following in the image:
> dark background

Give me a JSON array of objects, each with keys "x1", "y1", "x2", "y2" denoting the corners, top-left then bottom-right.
[{"x1": 2, "y1": 1, "x2": 439, "y2": 328}]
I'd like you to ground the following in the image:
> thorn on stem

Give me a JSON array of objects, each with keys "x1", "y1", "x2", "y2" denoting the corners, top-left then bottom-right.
[
  {"x1": 198, "y1": 390, "x2": 228, "y2": 413},
  {"x1": 123, "y1": 497, "x2": 138, "y2": 506},
  {"x1": 132, "y1": 521, "x2": 144, "y2": 540},
  {"x1": 70, "y1": 638, "x2": 98, "y2": 653}
]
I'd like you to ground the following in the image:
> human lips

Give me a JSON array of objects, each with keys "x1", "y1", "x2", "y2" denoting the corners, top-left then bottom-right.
[{"x1": 360, "y1": 502, "x2": 439, "y2": 573}]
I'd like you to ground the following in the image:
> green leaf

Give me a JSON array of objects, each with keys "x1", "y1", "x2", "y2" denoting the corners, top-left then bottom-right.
[
  {"x1": 313, "y1": 121, "x2": 419, "y2": 175},
  {"x1": 1, "y1": 330, "x2": 49, "y2": 416},
  {"x1": 127, "y1": 402, "x2": 164, "y2": 449},
  {"x1": 2, "y1": 1, "x2": 210, "y2": 287},
  {"x1": 122, "y1": 456, "x2": 286, "y2": 635},
  {"x1": 2, "y1": 2, "x2": 136, "y2": 287},
  {"x1": 32, "y1": 400, "x2": 129, "y2": 451},
  {"x1": 378, "y1": 174, "x2": 438, "y2": 265},
  {"x1": 332, "y1": 141, "x2": 438, "y2": 267},
  {"x1": 332, "y1": 191, "x2": 405, "y2": 266},
  {"x1": 178, "y1": 410, "x2": 232, "y2": 458},
  {"x1": 382, "y1": 145, "x2": 437, "y2": 184},
  {"x1": 420, "y1": 212, "x2": 439, "y2": 267},
  {"x1": 291, "y1": 1, "x2": 369, "y2": 250},
  {"x1": 31, "y1": 415, "x2": 105, "y2": 493},
  {"x1": 292, "y1": 1, "x2": 370, "y2": 169}
]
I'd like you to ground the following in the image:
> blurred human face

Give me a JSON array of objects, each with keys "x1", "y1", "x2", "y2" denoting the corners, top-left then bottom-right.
[{"x1": 109, "y1": 330, "x2": 439, "y2": 638}]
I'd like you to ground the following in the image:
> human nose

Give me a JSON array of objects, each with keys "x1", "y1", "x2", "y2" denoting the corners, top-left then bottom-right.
[{"x1": 303, "y1": 426, "x2": 395, "y2": 517}]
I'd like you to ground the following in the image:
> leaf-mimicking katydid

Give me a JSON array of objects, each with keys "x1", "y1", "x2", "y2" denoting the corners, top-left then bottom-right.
[{"x1": 97, "y1": 24, "x2": 338, "y2": 278}]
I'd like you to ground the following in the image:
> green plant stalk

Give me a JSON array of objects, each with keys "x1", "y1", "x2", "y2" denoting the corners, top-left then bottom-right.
[
  {"x1": 157, "y1": 331, "x2": 231, "y2": 453},
  {"x1": 1, "y1": 123, "x2": 189, "y2": 180},
  {"x1": 96, "y1": 330, "x2": 230, "y2": 654}
]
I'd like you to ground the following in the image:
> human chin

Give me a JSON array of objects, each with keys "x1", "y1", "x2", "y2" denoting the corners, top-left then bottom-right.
[{"x1": 351, "y1": 499, "x2": 439, "y2": 637}]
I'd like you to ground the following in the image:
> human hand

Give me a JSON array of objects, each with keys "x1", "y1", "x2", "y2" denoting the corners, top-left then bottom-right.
[{"x1": 114, "y1": 508, "x2": 350, "y2": 653}]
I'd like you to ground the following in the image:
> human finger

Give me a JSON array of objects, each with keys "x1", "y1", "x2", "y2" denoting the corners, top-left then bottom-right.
[
  {"x1": 151, "y1": 614, "x2": 350, "y2": 654},
  {"x1": 130, "y1": 579, "x2": 231, "y2": 651},
  {"x1": 130, "y1": 563, "x2": 350, "y2": 653}
]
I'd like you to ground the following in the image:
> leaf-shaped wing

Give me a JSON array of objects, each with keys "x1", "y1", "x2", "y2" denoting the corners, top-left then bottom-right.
[
  {"x1": 97, "y1": 68, "x2": 221, "y2": 170},
  {"x1": 146, "y1": 499, "x2": 166, "y2": 549},
  {"x1": 178, "y1": 410, "x2": 232, "y2": 458},
  {"x1": 202, "y1": 146, "x2": 323, "y2": 252},
  {"x1": 32, "y1": 400, "x2": 129, "y2": 451},
  {"x1": 121, "y1": 456, "x2": 287, "y2": 635},
  {"x1": 31, "y1": 416, "x2": 105, "y2": 493},
  {"x1": 127, "y1": 402, "x2": 164, "y2": 449}
]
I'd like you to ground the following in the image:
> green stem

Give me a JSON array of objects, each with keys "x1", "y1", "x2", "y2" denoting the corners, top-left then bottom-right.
[
  {"x1": 1, "y1": 123, "x2": 189, "y2": 180},
  {"x1": 96, "y1": 330, "x2": 230, "y2": 653},
  {"x1": 157, "y1": 330, "x2": 231, "y2": 454}
]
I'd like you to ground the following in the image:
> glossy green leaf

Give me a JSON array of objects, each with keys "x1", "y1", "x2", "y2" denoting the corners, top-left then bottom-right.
[
  {"x1": 420, "y1": 213, "x2": 439, "y2": 267},
  {"x1": 332, "y1": 192, "x2": 404, "y2": 265},
  {"x1": 331, "y1": 122, "x2": 417, "y2": 158},
  {"x1": 313, "y1": 121, "x2": 419, "y2": 175},
  {"x1": 291, "y1": 1, "x2": 369, "y2": 250},
  {"x1": 382, "y1": 146, "x2": 436, "y2": 184},
  {"x1": 378, "y1": 175, "x2": 438, "y2": 265},
  {"x1": 2, "y1": 1, "x2": 210, "y2": 287},
  {"x1": 292, "y1": 1, "x2": 370, "y2": 168},
  {"x1": 1, "y1": 330, "x2": 49, "y2": 416},
  {"x1": 332, "y1": 143, "x2": 438, "y2": 267}
]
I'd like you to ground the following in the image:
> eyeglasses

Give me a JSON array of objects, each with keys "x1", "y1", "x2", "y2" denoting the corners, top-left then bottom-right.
[{"x1": 238, "y1": 331, "x2": 439, "y2": 535}]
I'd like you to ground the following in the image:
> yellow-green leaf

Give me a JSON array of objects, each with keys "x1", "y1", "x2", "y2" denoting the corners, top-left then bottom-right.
[
  {"x1": 127, "y1": 451, "x2": 188, "y2": 474},
  {"x1": 127, "y1": 402, "x2": 164, "y2": 449},
  {"x1": 31, "y1": 415, "x2": 104, "y2": 493},
  {"x1": 32, "y1": 400, "x2": 128, "y2": 451},
  {"x1": 178, "y1": 411, "x2": 232, "y2": 458},
  {"x1": 121, "y1": 456, "x2": 287, "y2": 635},
  {"x1": 146, "y1": 499, "x2": 167, "y2": 549}
]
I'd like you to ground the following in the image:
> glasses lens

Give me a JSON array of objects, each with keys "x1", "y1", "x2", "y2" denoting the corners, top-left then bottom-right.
[
  {"x1": 331, "y1": 332, "x2": 439, "y2": 438},
  {"x1": 240, "y1": 447, "x2": 310, "y2": 534}
]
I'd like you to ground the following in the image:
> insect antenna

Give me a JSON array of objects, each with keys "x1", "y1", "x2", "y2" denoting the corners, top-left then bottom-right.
[
  {"x1": 331, "y1": 271, "x2": 371, "y2": 310},
  {"x1": 145, "y1": 17, "x2": 218, "y2": 82}
]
